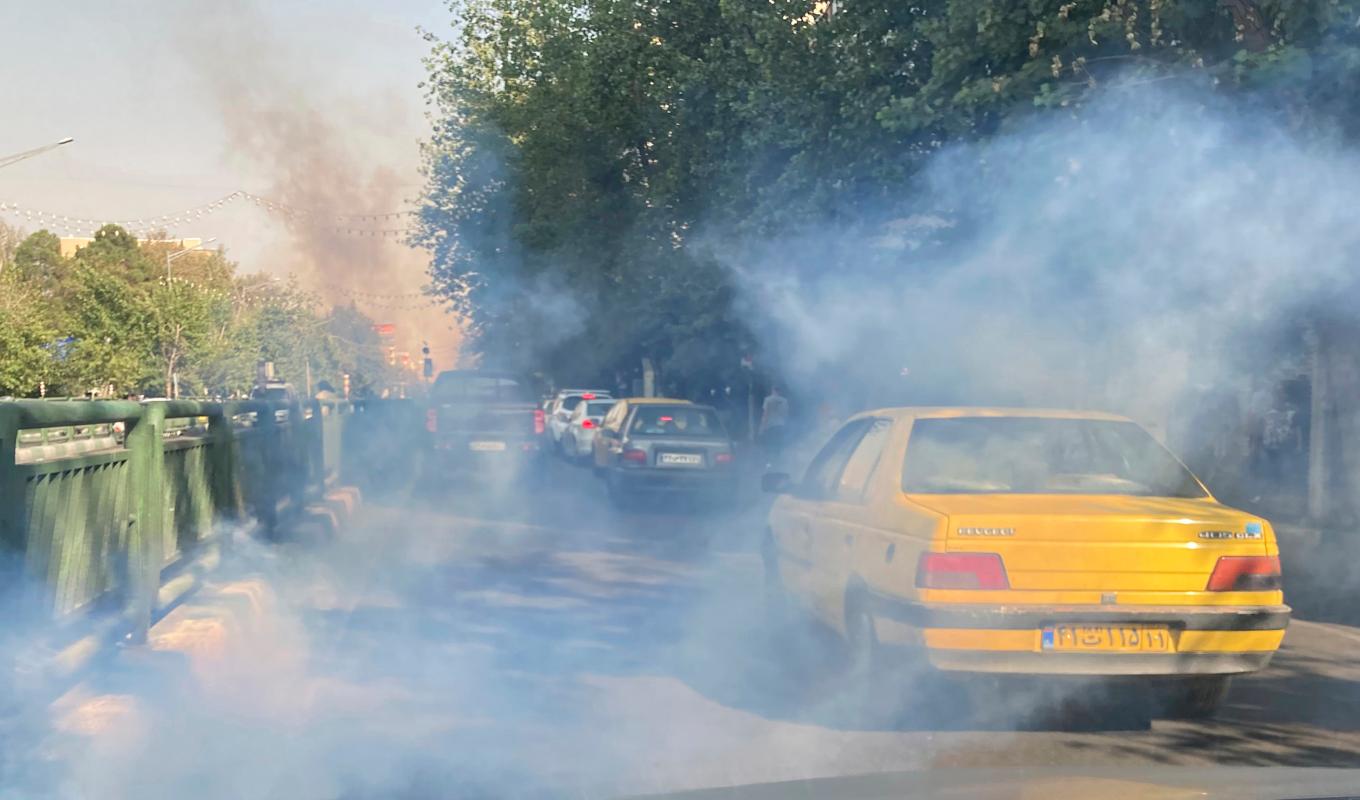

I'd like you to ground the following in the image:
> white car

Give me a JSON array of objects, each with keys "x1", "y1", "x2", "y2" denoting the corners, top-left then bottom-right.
[
  {"x1": 547, "y1": 389, "x2": 611, "y2": 444},
  {"x1": 561, "y1": 398, "x2": 617, "y2": 461}
]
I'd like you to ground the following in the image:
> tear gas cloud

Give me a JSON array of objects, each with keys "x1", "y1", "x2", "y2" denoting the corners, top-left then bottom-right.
[
  {"x1": 6, "y1": 83, "x2": 1360, "y2": 799},
  {"x1": 725, "y1": 87, "x2": 1354, "y2": 435}
]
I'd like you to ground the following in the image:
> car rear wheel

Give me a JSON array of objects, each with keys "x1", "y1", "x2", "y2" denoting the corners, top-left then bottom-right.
[
  {"x1": 844, "y1": 597, "x2": 881, "y2": 678},
  {"x1": 1155, "y1": 675, "x2": 1232, "y2": 719}
]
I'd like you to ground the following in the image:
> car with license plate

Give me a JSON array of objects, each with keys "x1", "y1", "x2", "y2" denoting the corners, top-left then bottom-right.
[
  {"x1": 562, "y1": 397, "x2": 617, "y2": 462},
  {"x1": 424, "y1": 369, "x2": 547, "y2": 482},
  {"x1": 761, "y1": 408, "x2": 1289, "y2": 718},
  {"x1": 547, "y1": 389, "x2": 612, "y2": 447},
  {"x1": 592, "y1": 398, "x2": 738, "y2": 508}
]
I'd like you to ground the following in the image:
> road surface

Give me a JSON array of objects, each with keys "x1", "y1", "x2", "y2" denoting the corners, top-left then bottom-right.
[{"x1": 9, "y1": 460, "x2": 1360, "y2": 799}]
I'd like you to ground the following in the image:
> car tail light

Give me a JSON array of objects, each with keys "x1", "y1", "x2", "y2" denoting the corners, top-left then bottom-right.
[
  {"x1": 582, "y1": 393, "x2": 596, "y2": 400},
  {"x1": 581, "y1": 419, "x2": 595, "y2": 429},
  {"x1": 425, "y1": 409, "x2": 437, "y2": 433},
  {"x1": 1206, "y1": 555, "x2": 1281, "y2": 591},
  {"x1": 622, "y1": 448, "x2": 647, "y2": 464},
  {"x1": 916, "y1": 552, "x2": 1009, "y2": 590},
  {"x1": 715, "y1": 452, "x2": 733, "y2": 464},
  {"x1": 533, "y1": 409, "x2": 545, "y2": 435}
]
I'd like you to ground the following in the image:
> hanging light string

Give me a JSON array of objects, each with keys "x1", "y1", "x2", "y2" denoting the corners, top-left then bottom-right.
[{"x1": 0, "y1": 190, "x2": 419, "y2": 237}]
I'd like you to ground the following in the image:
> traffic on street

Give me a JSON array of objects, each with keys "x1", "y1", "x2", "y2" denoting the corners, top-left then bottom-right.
[{"x1": 6, "y1": 1, "x2": 1360, "y2": 798}]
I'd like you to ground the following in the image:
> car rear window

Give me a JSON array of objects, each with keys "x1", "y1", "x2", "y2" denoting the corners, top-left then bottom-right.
[
  {"x1": 433, "y1": 373, "x2": 534, "y2": 403},
  {"x1": 586, "y1": 401, "x2": 615, "y2": 417},
  {"x1": 561, "y1": 396, "x2": 585, "y2": 412},
  {"x1": 901, "y1": 417, "x2": 1207, "y2": 498},
  {"x1": 629, "y1": 406, "x2": 723, "y2": 437}
]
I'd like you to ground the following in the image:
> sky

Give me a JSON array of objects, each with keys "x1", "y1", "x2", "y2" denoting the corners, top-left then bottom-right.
[{"x1": 0, "y1": 0, "x2": 462, "y2": 367}]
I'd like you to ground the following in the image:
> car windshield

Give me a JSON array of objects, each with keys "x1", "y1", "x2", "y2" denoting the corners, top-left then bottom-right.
[
  {"x1": 585, "y1": 401, "x2": 614, "y2": 417},
  {"x1": 629, "y1": 406, "x2": 722, "y2": 437},
  {"x1": 902, "y1": 417, "x2": 1207, "y2": 498}
]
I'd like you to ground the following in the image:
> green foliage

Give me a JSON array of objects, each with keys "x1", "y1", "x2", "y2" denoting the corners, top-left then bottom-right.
[
  {"x1": 417, "y1": 0, "x2": 1360, "y2": 389},
  {"x1": 0, "y1": 271, "x2": 58, "y2": 396},
  {"x1": 1, "y1": 228, "x2": 397, "y2": 398}
]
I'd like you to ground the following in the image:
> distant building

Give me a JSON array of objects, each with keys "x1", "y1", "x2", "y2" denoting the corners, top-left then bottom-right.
[{"x1": 58, "y1": 236, "x2": 202, "y2": 259}]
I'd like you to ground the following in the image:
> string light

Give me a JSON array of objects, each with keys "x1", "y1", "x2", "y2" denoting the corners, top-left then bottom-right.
[{"x1": 0, "y1": 190, "x2": 420, "y2": 238}]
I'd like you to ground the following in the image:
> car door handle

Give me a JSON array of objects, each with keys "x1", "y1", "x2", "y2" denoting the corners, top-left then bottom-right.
[{"x1": 844, "y1": 534, "x2": 854, "y2": 548}]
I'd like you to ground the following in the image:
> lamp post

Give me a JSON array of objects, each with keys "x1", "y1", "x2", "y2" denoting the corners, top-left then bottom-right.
[
  {"x1": 0, "y1": 137, "x2": 74, "y2": 170},
  {"x1": 165, "y1": 237, "x2": 218, "y2": 280}
]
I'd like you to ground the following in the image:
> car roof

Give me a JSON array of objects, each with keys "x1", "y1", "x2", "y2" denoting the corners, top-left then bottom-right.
[
  {"x1": 852, "y1": 406, "x2": 1133, "y2": 423},
  {"x1": 618, "y1": 397, "x2": 692, "y2": 405}
]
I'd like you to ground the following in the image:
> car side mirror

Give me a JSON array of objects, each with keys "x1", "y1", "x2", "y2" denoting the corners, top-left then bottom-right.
[{"x1": 762, "y1": 472, "x2": 793, "y2": 494}]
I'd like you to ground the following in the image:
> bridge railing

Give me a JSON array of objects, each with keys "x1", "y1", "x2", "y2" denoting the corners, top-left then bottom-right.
[{"x1": 0, "y1": 396, "x2": 416, "y2": 648}]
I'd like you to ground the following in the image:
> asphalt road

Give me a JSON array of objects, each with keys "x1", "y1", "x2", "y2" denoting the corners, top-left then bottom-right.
[{"x1": 14, "y1": 456, "x2": 1360, "y2": 799}]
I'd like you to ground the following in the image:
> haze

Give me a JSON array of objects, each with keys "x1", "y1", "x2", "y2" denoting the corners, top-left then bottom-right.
[{"x1": 0, "y1": 0, "x2": 460, "y2": 364}]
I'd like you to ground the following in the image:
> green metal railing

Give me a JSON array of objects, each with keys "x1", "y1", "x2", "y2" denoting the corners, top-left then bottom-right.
[{"x1": 0, "y1": 396, "x2": 401, "y2": 647}]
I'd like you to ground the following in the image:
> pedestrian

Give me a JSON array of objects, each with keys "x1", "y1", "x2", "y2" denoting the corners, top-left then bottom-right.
[{"x1": 760, "y1": 383, "x2": 790, "y2": 464}]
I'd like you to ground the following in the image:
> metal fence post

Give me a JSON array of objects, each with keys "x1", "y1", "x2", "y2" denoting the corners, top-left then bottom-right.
[
  {"x1": 207, "y1": 405, "x2": 240, "y2": 540},
  {"x1": 0, "y1": 407, "x2": 21, "y2": 554},
  {"x1": 124, "y1": 402, "x2": 164, "y2": 644},
  {"x1": 254, "y1": 403, "x2": 279, "y2": 538}
]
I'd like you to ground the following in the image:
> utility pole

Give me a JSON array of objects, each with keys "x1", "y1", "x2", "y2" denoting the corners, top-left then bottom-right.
[{"x1": 165, "y1": 237, "x2": 218, "y2": 280}]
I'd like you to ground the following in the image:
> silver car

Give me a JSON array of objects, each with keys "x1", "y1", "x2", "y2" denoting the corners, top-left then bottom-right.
[
  {"x1": 562, "y1": 398, "x2": 617, "y2": 461},
  {"x1": 547, "y1": 389, "x2": 612, "y2": 445}
]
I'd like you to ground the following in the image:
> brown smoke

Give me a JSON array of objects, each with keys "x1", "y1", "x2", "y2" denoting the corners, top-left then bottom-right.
[{"x1": 172, "y1": 1, "x2": 461, "y2": 371}]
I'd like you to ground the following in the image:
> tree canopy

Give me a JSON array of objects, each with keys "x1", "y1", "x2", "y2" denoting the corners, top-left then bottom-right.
[
  {"x1": 0, "y1": 226, "x2": 398, "y2": 399},
  {"x1": 417, "y1": 0, "x2": 1360, "y2": 392}
]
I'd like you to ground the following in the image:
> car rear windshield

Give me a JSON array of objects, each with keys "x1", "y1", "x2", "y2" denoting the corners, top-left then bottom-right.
[
  {"x1": 629, "y1": 406, "x2": 723, "y2": 437},
  {"x1": 586, "y1": 401, "x2": 615, "y2": 417},
  {"x1": 433, "y1": 373, "x2": 534, "y2": 403},
  {"x1": 901, "y1": 417, "x2": 1207, "y2": 498},
  {"x1": 561, "y1": 396, "x2": 585, "y2": 412}
]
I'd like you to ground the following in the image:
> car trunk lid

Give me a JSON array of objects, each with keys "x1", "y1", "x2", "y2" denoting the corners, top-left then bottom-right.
[{"x1": 909, "y1": 494, "x2": 1269, "y2": 592}]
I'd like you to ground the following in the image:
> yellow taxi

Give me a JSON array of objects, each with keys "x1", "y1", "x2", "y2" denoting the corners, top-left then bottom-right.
[{"x1": 761, "y1": 408, "x2": 1288, "y2": 717}]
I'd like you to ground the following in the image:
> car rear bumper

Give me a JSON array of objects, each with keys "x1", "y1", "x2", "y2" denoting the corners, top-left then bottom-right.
[
  {"x1": 431, "y1": 439, "x2": 545, "y2": 471},
  {"x1": 868, "y1": 593, "x2": 1290, "y2": 676},
  {"x1": 611, "y1": 467, "x2": 734, "y2": 493}
]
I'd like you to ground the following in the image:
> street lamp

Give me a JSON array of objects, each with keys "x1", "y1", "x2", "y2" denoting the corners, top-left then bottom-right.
[
  {"x1": 0, "y1": 137, "x2": 74, "y2": 170},
  {"x1": 165, "y1": 237, "x2": 218, "y2": 280}
]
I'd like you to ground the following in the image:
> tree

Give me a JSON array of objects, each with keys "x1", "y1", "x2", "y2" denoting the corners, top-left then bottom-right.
[
  {"x1": 417, "y1": 0, "x2": 1360, "y2": 393},
  {"x1": 0, "y1": 271, "x2": 57, "y2": 396},
  {"x1": 58, "y1": 264, "x2": 155, "y2": 394},
  {"x1": 149, "y1": 278, "x2": 218, "y2": 398},
  {"x1": 12, "y1": 230, "x2": 71, "y2": 295}
]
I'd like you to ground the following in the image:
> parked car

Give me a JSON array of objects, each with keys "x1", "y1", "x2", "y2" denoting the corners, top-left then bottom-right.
[
  {"x1": 761, "y1": 407, "x2": 1289, "y2": 718},
  {"x1": 561, "y1": 398, "x2": 617, "y2": 462},
  {"x1": 424, "y1": 369, "x2": 546, "y2": 483},
  {"x1": 591, "y1": 398, "x2": 737, "y2": 508},
  {"x1": 547, "y1": 389, "x2": 612, "y2": 446}
]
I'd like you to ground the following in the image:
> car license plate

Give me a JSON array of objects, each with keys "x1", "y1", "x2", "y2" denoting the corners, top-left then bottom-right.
[
  {"x1": 657, "y1": 452, "x2": 702, "y2": 466},
  {"x1": 1041, "y1": 624, "x2": 1173, "y2": 653},
  {"x1": 468, "y1": 440, "x2": 506, "y2": 452}
]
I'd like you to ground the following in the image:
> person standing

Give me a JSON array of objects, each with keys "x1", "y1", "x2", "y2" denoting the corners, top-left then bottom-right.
[{"x1": 760, "y1": 384, "x2": 790, "y2": 463}]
